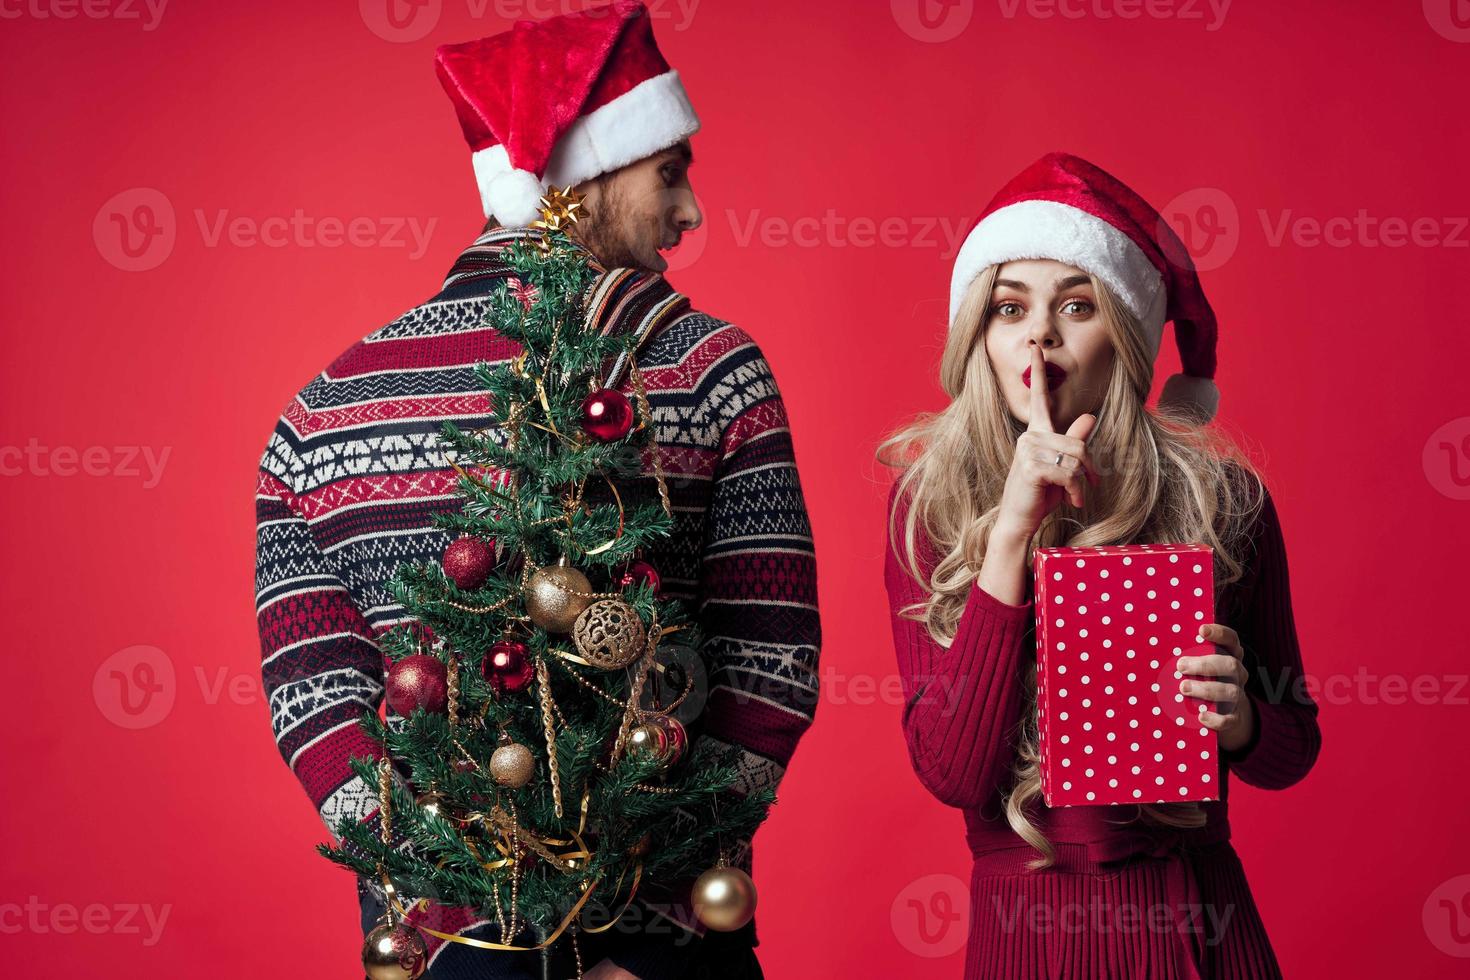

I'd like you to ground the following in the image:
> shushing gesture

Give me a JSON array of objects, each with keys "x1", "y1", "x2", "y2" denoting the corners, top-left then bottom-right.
[{"x1": 994, "y1": 345, "x2": 1101, "y2": 543}]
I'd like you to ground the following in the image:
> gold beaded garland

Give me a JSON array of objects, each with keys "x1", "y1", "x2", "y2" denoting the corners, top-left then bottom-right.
[{"x1": 572, "y1": 599, "x2": 647, "y2": 670}]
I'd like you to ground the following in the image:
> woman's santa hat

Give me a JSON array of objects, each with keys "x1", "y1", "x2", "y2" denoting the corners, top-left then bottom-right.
[
  {"x1": 949, "y1": 152, "x2": 1221, "y2": 421},
  {"x1": 435, "y1": 0, "x2": 699, "y2": 228}
]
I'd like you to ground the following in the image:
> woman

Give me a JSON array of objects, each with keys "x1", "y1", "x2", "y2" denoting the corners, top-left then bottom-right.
[{"x1": 879, "y1": 153, "x2": 1322, "y2": 978}]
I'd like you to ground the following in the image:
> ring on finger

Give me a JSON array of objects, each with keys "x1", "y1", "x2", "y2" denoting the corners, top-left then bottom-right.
[{"x1": 1054, "y1": 451, "x2": 1064, "y2": 466}]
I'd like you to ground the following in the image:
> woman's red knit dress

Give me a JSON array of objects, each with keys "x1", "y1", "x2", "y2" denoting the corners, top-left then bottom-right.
[{"x1": 884, "y1": 482, "x2": 1322, "y2": 979}]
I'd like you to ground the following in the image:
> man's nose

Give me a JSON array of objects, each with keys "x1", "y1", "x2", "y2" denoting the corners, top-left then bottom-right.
[{"x1": 672, "y1": 190, "x2": 702, "y2": 232}]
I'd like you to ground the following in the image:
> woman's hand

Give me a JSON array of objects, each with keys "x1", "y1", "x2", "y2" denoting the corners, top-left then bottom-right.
[
  {"x1": 583, "y1": 960, "x2": 641, "y2": 980},
  {"x1": 977, "y1": 347, "x2": 1101, "y2": 606},
  {"x1": 1178, "y1": 623, "x2": 1257, "y2": 754},
  {"x1": 993, "y1": 345, "x2": 1100, "y2": 544}
]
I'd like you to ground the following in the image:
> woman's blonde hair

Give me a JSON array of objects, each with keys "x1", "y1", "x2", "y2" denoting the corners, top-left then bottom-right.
[{"x1": 877, "y1": 263, "x2": 1264, "y2": 870}]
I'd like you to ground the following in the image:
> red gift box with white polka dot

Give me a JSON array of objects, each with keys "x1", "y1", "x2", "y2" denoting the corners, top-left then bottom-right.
[{"x1": 1033, "y1": 544, "x2": 1218, "y2": 807}]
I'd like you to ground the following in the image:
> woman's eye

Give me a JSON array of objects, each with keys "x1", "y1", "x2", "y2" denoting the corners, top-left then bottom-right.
[
  {"x1": 1061, "y1": 299, "x2": 1095, "y2": 317},
  {"x1": 994, "y1": 301, "x2": 1023, "y2": 318}
]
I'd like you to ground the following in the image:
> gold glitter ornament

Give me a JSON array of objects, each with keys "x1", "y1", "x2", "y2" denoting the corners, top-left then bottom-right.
[
  {"x1": 572, "y1": 599, "x2": 646, "y2": 670},
  {"x1": 490, "y1": 739, "x2": 535, "y2": 789},
  {"x1": 524, "y1": 562, "x2": 593, "y2": 634}
]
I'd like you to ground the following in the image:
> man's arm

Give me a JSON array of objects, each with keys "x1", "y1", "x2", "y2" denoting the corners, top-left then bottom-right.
[
  {"x1": 255, "y1": 429, "x2": 402, "y2": 847},
  {"x1": 618, "y1": 326, "x2": 821, "y2": 966},
  {"x1": 694, "y1": 327, "x2": 821, "y2": 797},
  {"x1": 256, "y1": 426, "x2": 511, "y2": 964}
]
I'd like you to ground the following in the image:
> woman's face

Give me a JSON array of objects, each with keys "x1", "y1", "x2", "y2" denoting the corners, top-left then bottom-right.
[{"x1": 982, "y1": 259, "x2": 1115, "y2": 431}]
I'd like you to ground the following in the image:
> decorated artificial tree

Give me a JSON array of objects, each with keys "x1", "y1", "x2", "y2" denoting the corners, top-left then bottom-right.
[{"x1": 324, "y1": 188, "x2": 773, "y2": 979}]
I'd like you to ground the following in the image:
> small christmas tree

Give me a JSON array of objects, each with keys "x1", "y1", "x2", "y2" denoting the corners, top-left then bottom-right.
[{"x1": 326, "y1": 188, "x2": 772, "y2": 978}]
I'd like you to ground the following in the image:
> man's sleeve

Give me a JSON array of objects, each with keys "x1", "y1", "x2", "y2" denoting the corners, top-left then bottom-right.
[
  {"x1": 694, "y1": 327, "x2": 821, "y2": 796},
  {"x1": 621, "y1": 326, "x2": 821, "y2": 961},
  {"x1": 256, "y1": 426, "x2": 505, "y2": 963},
  {"x1": 254, "y1": 427, "x2": 404, "y2": 851}
]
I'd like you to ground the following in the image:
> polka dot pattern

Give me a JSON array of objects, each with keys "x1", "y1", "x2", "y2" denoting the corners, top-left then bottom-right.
[{"x1": 1033, "y1": 544, "x2": 1217, "y2": 807}]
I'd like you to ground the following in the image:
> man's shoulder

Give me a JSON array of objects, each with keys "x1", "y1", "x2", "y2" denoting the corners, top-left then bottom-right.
[
  {"x1": 256, "y1": 288, "x2": 500, "y2": 481},
  {"x1": 642, "y1": 307, "x2": 773, "y2": 382}
]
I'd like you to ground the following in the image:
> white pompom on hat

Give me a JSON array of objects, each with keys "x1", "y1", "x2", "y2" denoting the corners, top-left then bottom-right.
[
  {"x1": 435, "y1": 0, "x2": 700, "y2": 228},
  {"x1": 949, "y1": 152, "x2": 1221, "y2": 422}
]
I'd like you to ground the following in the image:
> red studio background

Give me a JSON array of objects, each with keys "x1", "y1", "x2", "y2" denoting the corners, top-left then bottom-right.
[{"x1": 3, "y1": 1, "x2": 1469, "y2": 976}]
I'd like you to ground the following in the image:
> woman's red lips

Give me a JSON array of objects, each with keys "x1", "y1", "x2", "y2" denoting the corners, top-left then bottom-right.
[{"x1": 1022, "y1": 362, "x2": 1068, "y2": 391}]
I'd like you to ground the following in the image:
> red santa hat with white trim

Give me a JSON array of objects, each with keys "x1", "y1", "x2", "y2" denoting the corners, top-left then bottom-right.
[
  {"x1": 435, "y1": 0, "x2": 699, "y2": 228},
  {"x1": 949, "y1": 152, "x2": 1221, "y2": 421}
]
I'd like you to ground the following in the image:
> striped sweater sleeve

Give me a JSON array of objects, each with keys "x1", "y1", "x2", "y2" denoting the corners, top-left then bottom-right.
[
  {"x1": 254, "y1": 428, "x2": 405, "y2": 854},
  {"x1": 1219, "y1": 487, "x2": 1323, "y2": 790},
  {"x1": 631, "y1": 328, "x2": 821, "y2": 949},
  {"x1": 255, "y1": 429, "x2": 490, "y2": 962},
  {"x1": 884, "y1": 481, "x2": 1035, "y2": 810},
  {"x1": 695, "y1": 328, "x2": 821, "y2": 787}
]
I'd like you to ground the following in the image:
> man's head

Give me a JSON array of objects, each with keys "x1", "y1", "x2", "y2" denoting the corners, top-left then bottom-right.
[
  {"x1": 439, "y1": 2, "x2": 702, "y2": 251},
  {"x1": 500, "y1": 141, "x2": 700, "y2": 275}
]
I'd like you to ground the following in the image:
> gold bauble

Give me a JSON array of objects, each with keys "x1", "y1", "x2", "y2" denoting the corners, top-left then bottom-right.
[
  {"x1": 524, "y1": 563, "x2": 593, "y2": 634},
  {"x1": 361, "y1": 918, "x2": 428, "y2": 979},
  {"x1": 489, "y1": 741, "x2": 535, "y2": 789},
  {"x1": 414, "y1": 790, "x2": 446, "y2": 819},
  {"x1": 572, "y1": 599, "x2": 647, "y2": 669},
  {"x1": 692, "y1": 865, "x2": 757, "y2": 932},
  {"x1": 627, "y1": 722, "x2": 670, "y2": 762}
]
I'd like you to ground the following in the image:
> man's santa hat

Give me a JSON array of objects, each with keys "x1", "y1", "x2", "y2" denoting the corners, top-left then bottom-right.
[
  {"x1": 949, "y1": 152, "x2": 1221, "y2": 421},
  {"x1": 435, "y1": 0, "x2": 699, "y2": 228}
]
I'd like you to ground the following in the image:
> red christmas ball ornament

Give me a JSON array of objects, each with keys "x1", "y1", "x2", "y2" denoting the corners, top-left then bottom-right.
[
  {"x1": 443, "y1": 535, "x2": 495, "y2": 591},
  {"x1": 483, "y1": 639, "x2": 534, "y2": 694},
  {"x1": 386, "y1": 654, "x2": 449, "y2": 716},
  {"x1": 580, "y1": 389, "x2": 634, "y2": 443},
  {"x1": 619, "y1": 559, "x2": 661, "y2": 594}
]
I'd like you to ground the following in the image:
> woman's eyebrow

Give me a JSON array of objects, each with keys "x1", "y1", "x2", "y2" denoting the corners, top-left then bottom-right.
[{"x1": 994, "y1": 275, "x2": 1092, "y2": 292}]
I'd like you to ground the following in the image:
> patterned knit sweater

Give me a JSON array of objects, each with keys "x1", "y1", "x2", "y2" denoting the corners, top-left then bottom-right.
[{"x1": 253, "y1": 228, "x2": 821, "y2": 973}]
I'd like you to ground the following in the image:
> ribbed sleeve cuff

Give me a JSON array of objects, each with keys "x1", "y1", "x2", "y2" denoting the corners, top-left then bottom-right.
[
  {"x1": 1219, "y1": 690, "x2": 1264, "y2": 765},
  {"x1": 1221, "y1": 690, "x2": 1319, "y2": 790}
]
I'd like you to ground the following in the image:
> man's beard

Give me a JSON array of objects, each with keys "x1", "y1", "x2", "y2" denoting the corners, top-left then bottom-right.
[{"x1": 573, "y1": 181, "x2": 659, "y2": 273}]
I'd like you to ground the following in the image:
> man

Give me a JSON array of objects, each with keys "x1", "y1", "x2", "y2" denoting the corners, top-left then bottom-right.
[{"x1": 252, "y1": 3, "x2": 820, "y2": 977}]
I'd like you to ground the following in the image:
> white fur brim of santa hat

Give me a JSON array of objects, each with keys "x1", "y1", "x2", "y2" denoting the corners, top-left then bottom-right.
[
  {"x1": 949, "y1": 200, "x2": 1168, "y2": 353},
  {"x1": 949, "y1": 153, "x2": 1223, "y2": 422},
  {"x1": 472, "y1": 70, "x2": 698, "y2": 228}
]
